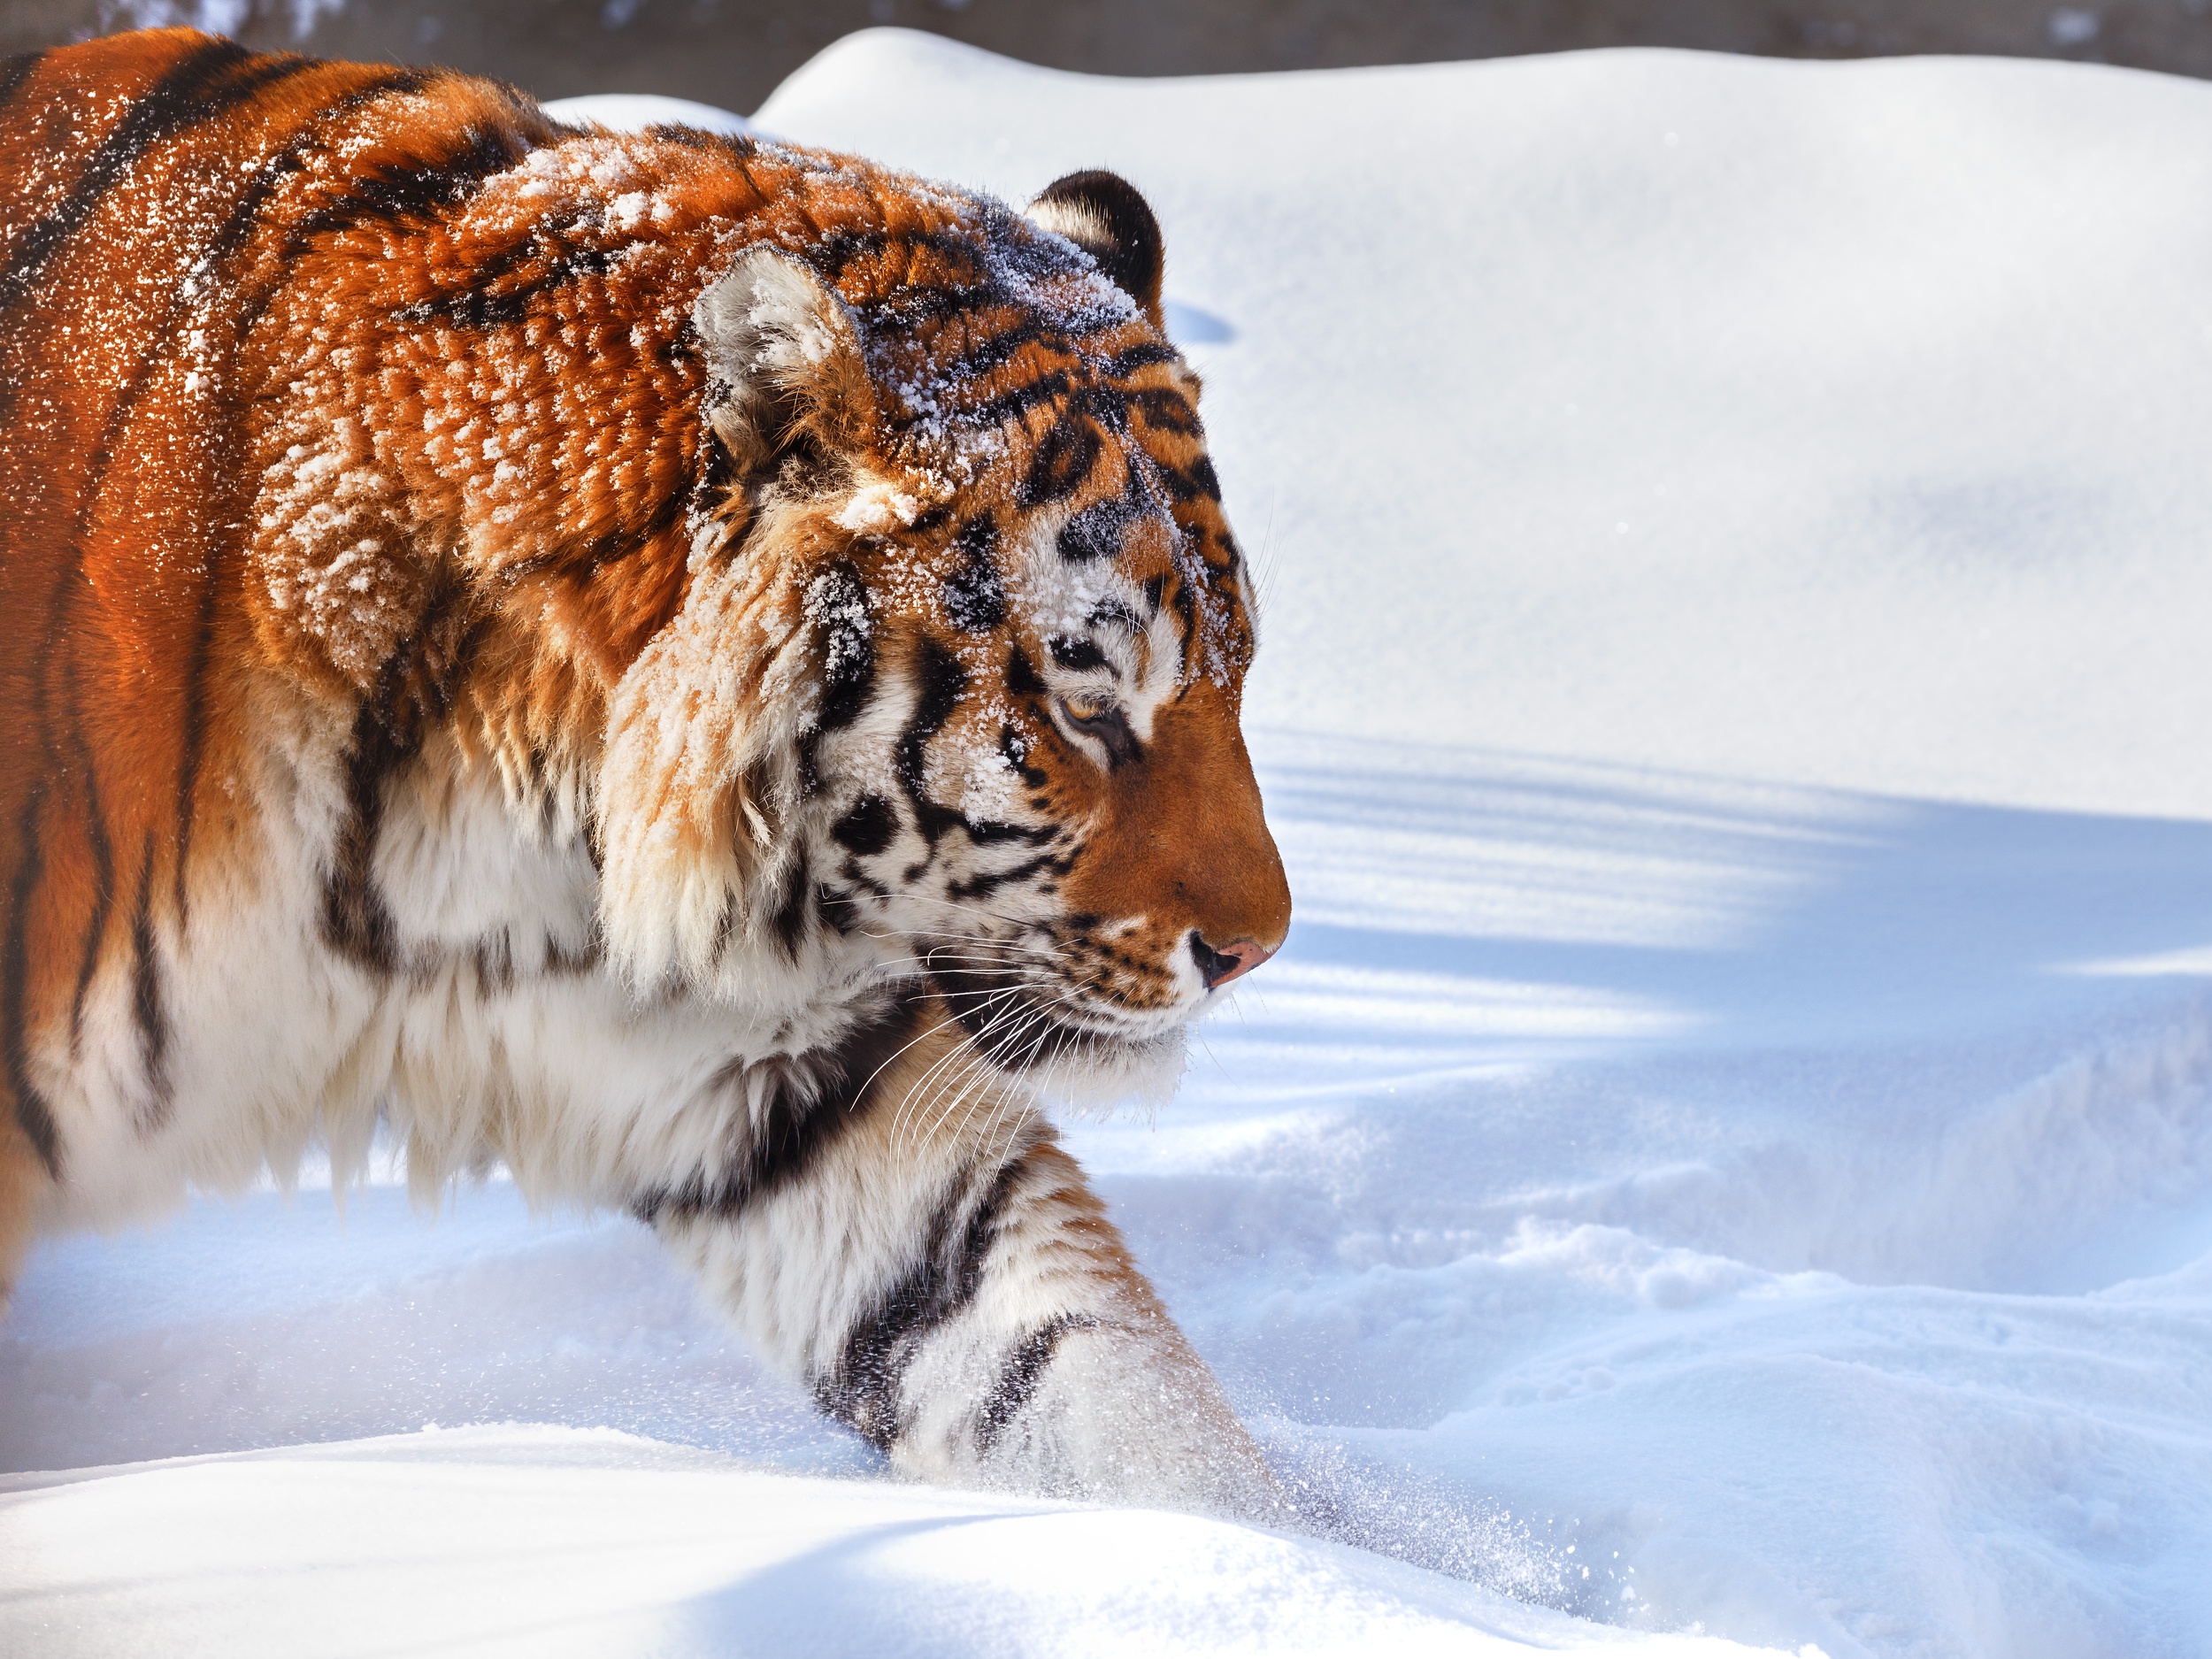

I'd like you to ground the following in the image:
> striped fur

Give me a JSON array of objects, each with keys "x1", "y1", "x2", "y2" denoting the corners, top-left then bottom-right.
[{"x1": 0, "y1": 31, "x2": 1293, "y2": 1515}]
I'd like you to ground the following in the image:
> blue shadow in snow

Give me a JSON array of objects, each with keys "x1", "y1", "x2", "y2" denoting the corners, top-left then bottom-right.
[
  {"x1": 1250, "y1": 731, "x2": 2212, "y2": 1052},
  {"x1": 657, "y1": 1511, "x2": 1033, "y2": 1658},
  {"x1": 1164, "y1": 297, "x2": 1236, "y2": 343}
]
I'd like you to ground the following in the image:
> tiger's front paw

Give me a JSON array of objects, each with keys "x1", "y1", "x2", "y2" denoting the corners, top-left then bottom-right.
[{"x1": 894, "y1": 1318, "x2": 1291, "y2": 1526}]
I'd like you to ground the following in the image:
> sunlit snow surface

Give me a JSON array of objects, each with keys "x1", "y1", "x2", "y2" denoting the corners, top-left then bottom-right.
[{"x1": 7, "y1": 32, "x2": 2212, "y2": 1659}]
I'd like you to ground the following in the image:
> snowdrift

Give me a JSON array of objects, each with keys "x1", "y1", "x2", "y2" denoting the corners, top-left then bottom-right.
[{"x1": 7, "y1": 30, "x2": 2212, "y2": 1659}]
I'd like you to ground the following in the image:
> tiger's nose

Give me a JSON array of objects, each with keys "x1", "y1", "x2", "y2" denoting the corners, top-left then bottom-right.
[{"x1": 1190, "y1": 931, "x2": 1277, "y2": 991}]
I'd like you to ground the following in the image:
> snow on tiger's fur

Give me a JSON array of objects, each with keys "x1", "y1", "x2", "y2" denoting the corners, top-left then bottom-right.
[{"x1": 0, "y1": 30, "x2": 1292, "y2": 1515}]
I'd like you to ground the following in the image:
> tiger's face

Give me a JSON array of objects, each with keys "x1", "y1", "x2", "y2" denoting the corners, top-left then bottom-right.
[
  {"x1": 801, "y1": 406, "x2": 1289, "y2": 1102},
  {"x1": 598, "y1": 167, "x2": 1289, "y2": 1101}
]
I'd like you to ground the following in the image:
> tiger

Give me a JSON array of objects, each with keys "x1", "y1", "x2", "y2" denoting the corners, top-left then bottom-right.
[{"x1": 0, "y1": 29, "x2": 1294, "y2": 1517}]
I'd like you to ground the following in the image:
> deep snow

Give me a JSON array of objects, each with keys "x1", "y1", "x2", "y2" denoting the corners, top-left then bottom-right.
[{"x1": 6, "y1": 31, "x2": 2212, "y2": 1659}]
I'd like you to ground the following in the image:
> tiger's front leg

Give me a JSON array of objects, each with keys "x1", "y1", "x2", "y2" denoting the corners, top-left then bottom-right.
[{"x1": 641, "y1": 1016, "x2": 1286, "y2": 1522}]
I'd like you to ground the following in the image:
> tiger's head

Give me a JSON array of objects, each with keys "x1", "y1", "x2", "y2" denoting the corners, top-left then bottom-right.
[{"x1": 596, "y1": 165, "x2": 1288, "y2": 1102}]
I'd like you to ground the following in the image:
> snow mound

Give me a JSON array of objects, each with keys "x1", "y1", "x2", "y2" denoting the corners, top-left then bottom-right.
[{"x1": 0, "y1": 1426, "x2": 1793, "y2": 1659}]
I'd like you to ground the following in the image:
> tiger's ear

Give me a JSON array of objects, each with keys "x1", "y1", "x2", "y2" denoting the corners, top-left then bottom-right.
[
  {"x1": 694, "y1": 245, "x2": 879, "y2": 473},
  {"x1": 1027, "y1": 170, "x2": 1165, "y2": 331}
]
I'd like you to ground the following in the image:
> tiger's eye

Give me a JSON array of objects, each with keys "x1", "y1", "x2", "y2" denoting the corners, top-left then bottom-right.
[
  {"x1": 1062, "y1": 691, "x2": 1112, "y2": 724},
  {"x1": 1056, "y1": 692, "x2": 1140, "y2": 768}
]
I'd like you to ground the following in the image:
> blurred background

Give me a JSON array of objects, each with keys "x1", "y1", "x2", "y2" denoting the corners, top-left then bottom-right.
[{"x1": 6, "y1": 0, "x2": 2212, "y2": 110}]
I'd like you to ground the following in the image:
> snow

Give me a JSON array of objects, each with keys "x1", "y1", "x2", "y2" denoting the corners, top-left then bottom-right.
[
  {"x1": 0, "y1": 1427, "x2": 1788, "y2": 1659},
  {"x1": 542, "y1": 94, "x2": 753, "y2": 139},
  {"x1": 0, "y1": 1433, "x2": 1796, "y2": 1659},
  {"x1": 7, "y1": 29, "x2": 2212, "y2": 1659}
]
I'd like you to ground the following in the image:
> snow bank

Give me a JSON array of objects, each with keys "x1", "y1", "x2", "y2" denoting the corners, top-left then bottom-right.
[
  {"x1": 0, "y1": 1426, "x2": 1787, "y2": 1659},
  {"x1": 6, "y1": 30, "x2": 2212, "y2": 1659}
]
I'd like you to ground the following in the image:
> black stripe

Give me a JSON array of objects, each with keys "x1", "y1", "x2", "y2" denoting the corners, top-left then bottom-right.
[
  {"x1": 807, "y1": 224, "x2": 984, "y2": 288},
  {"x1": 128, "y1": 841, "x2": 171, "y2": 1132},
  {"x1": 222, "y1": 71, "x2": 462, "y2": 343},
  {"x1": 1087, "y1": 596, "x2": 1143, "y2": 634},
  {"x1": 390, "y1": 228, "x2": 537, "y2": 326},
  {"x1": 1156, "y1": 453, "x2": 1221, "y2": 504},
  {"x1": 833, "y1": 859, "x2": 891, "y2": 903},
  {"x1": 66, "y1": 713, "x2": 115, "y2": 1053},
  {"x1": 499, "y1": 482, "x2": 689, "y2": 584},
  {"x1": 975, "y1": 1314, "x2": 1094, "y2": 1452},
  {"x1": 895, "y1": 640, "x2": 968, "y2": 845},
  {"x1": 1004, "y1": 642, "x2": 1045, "y2": 698},
  {"x1": 769, "y1": 853, "x2": 811, "y2": 961},
  {"x1": 0, "y1": 41, "x2": 308, "y2": 315},
  {"x1": 3, "y1": 786, "x2": 60, "y2": 1179},
  {"x1": 629, "y1": 994, "x2": 923, "y2": 1224},
  {"x1": 319, "y1": 591, "x2": 483, "y2": 974},
  {"x1": 962, "y1": 368, "x2": 1074, "y2": 435},
  {"x1": 168, "y1": 544, "x2": 222, "y2": 930},
  {"x1": 1166, "y1": 572, "x2": 1199, "y2": 675},
  {"x1": 1056, "y1": 495, "x2": 1132, "y2": 564},
  {"x1": 856, "y1": 277, "x2": 1009, "y2": 334},
  {"x1": 812, "y1": 562, "x2": 877, "y2": 732},
  {"x1": 470, "y1": 933, "x2": 515, "y2": 992},
  {"x1": 816, "y1": 879, "x2": 864, "y2": 933},
  {"x1": 1126, "y1": 386, "x2": 1200, "y2": 436},
  {"x1": 0, "y1": 151, "x2": 135, "y2": 1181},
  {"x1": 0, "y1": 50, "x2": 46, "y2": 118},
  {"x1": 1020, "y1": 412, "x2": 1106, "y2": 508},
  {"x1": 624, "y1": 122, "x2": 753, "y2": 155},
  {"x1": 816, "y1": 1152, "x2": 1030, "y2": 1450},
  {"x1": 933, "y1": 315, "x2": 1077, "y2": 384},
  {"x1": 927, "y1": 356, "x2": 1143, "y2": 443},
  {"x1": 948, "y1": 852, "x2": 1057, "y2": 903},
  {"x1": 1000, "y1": 724, "x2": 1047, "y2": 790},
  {"x1": 803, "y1": 226, "x2": 893, "y2": 281},
  {"x1": 396, "y1": 236, "x2": 615, "y2": 332},
  {"x1": 546, "y1": 930, "x2": 603, "y2": 975},
  {"x1": 38, "y1": 320, "x2": 199, "y2": 901},
  {"x1": 1105, "y1": 342, "x2": 1180, "y2": 378},
  {"x1": 320, "y1": 681, "x2": 406, "y2": 973},
  {"x1": 940, "y1": 515, "x2": 1004, "y2": 632},
  {"x1": 1047, "y1": 636, "x2": 1109, "y2": 672},
  {"x1": 831, "y1": 794, "x2": 897, "y2": 858},
  {"x1": 958, "y1": 815, "x2": 1055, "y2": 848},
  {"x1": 288, "y1": 117, "x2": 528, "y2": 269}
]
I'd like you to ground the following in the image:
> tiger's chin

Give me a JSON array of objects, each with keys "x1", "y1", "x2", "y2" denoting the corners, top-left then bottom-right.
[
  {"x1": 1019, "y1": 1025, "x2": 1190, "y2": 1116},
  {"x1": 961, "y1": 1000, "x2": 1191, "y2": 1116}
]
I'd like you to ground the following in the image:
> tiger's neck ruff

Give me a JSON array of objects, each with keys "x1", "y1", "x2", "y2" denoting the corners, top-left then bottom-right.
[{"x1": 0, "y1": 30, "x2": 1291, "y2": 1516}]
